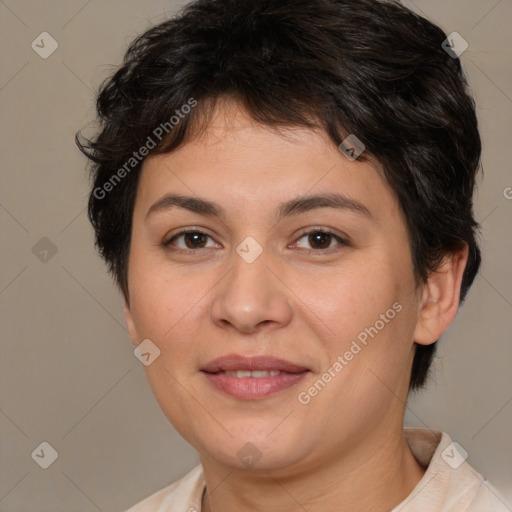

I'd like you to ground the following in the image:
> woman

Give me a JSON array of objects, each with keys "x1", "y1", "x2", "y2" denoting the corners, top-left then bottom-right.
[{"x1": 77, "y1": 0, "x2": 509, "y2": 510}]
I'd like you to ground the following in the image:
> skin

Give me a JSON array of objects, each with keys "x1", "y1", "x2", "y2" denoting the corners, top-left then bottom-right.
[{"x1": 124, "y1": 99, "x2": 468, "y2": 511}]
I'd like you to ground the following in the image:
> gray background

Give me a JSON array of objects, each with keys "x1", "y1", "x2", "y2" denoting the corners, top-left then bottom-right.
[{"x1": 0, "y1": 0, "x2": 510, "y2": 511}]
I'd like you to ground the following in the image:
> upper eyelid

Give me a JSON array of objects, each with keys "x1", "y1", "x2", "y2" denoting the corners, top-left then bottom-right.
[
  {"x1": 292, "y1": 229, "x2": 348, "y2": 249},
  {"x1": 164, "y1": 227, "x2": 217, "y2": 244}
]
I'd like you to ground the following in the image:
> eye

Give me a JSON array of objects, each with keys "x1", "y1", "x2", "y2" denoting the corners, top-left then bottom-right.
[
  {"x1": 164, "y1": 230, "x2": 219, "y2": 252},
  {"x1": 293, "y1": 229, "x2": 348, "y2": 252},
  {"x1": 163, "y1": 228, "x2": 348, "y2": 254}
]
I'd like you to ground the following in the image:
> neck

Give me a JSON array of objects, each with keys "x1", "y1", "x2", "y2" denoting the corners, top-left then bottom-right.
[{"x1": 200, "y1": 427, "x2": 425, "y2": 512}]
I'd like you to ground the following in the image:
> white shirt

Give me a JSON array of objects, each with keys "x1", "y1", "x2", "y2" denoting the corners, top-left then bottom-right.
[{"x1": 124, "y1": 428, "x2": 510, "y2": 511}]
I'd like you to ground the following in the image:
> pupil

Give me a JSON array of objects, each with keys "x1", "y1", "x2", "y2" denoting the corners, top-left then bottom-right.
[
  {"x1": 185, "y1": 233, "x2": 206, "y2": 248},
  {"x1": 309, "y1": 232, "x2": 331, "y2": 249}
]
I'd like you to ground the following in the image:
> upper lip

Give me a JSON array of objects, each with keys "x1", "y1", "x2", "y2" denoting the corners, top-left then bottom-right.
[{"x1": 201, "y1": 354, "x2": 309, "y2": 373}]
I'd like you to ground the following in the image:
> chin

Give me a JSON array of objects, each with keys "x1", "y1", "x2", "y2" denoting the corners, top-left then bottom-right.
[{"x1": 189, "y1": 420, "x2": 307, "y2": 470}]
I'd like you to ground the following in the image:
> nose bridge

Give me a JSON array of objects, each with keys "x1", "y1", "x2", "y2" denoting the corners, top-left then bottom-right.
[{"x1": 210, "y1": 238, "x2": 292, "y2": 332}]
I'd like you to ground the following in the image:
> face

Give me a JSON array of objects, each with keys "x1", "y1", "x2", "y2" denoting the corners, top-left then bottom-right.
[{"x1": 125, "y1": 100, "x2": 424, "y2": 475}]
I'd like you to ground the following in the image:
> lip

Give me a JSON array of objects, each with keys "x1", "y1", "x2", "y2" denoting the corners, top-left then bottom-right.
[
  {"x1": 201, "y1": 354, "x2": 310, "y2": 400},
  {"x1": 201, "y1": 355, "x2": 309, "y2": 373}
]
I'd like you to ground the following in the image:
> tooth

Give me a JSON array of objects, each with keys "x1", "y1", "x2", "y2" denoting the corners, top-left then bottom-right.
[
  {"x1": 223, "y1": 370, "x2": 282, "y2": 378},
  {"x1": 251, "y1": 370, "x2": 269, "y2": 378}
]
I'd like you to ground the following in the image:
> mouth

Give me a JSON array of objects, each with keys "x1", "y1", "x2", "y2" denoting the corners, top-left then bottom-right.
[{"x1": 201, "y1": 355, "x2": 310, "y2": 400}]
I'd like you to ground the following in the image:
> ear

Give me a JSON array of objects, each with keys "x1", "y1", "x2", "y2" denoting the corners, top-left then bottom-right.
[
  {"x1": 123, "y1": 296, "x2": 140, "y2": 347},
  {"x1": 413, "y1": 244, "x2": 469, "y2": 346}
]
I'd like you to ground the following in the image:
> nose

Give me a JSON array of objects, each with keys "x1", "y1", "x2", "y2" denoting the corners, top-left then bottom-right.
[{"x1": 210, "y1": 247, "x2": 293, "y2": 334}]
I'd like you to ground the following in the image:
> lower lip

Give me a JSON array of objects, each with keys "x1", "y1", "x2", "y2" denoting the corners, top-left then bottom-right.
[{"x1": 202, "y1": 371, "x2": 309, "y2": 400}]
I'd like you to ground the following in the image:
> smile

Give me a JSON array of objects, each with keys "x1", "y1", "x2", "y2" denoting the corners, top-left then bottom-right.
[{"x1": 201, "y1": 354, "x2": 310, "y2": 400}]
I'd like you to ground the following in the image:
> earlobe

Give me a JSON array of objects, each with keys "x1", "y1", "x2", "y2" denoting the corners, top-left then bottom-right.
[
  {"x1": 413, "y1": 245, "x2": 469, "y2": 346},
  {"x1": 124, "y1": 299, "x2": 139, "y2": 347}
]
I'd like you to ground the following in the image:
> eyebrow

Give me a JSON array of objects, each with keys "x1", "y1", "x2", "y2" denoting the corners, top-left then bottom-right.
[{"x1": 145, "y1": 192, "x2": 372, "y2": 221}]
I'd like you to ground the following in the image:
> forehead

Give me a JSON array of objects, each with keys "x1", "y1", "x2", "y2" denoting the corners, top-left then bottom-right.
[{"x1": 135, "y1": 100, "x2": 398, "y2": 221}]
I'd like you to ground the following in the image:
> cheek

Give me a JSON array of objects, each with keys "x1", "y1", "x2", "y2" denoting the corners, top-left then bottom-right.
[
  {"x1": 297, "y1": 255, "x2": 417, "y2": 389},
  {"x1": 298, "y1": 258, "x2": 406, "y2": 337},
  {"x1": 130, "y1": 275, "x2": 192, "y2": 336},
  {"x1": 128, "y1": 259, "x2": 216, "y2": 365},
  {"x1": 128, "y1": 242, "x2": 182, "y2": 323}
]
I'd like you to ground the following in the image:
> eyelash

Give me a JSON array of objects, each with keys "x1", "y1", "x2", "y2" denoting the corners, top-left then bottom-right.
[{"x1": 163, "y1": 228, "x2": 349, "y2": 255}]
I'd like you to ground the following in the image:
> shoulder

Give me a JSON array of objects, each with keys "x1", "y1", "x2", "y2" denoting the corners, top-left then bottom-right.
[
  {"x1": 123, "y1": 464, "x2": 205, "y2": 512},
  {"x1": 395, "y1": 428, "x2": 510, "y2": 512}
]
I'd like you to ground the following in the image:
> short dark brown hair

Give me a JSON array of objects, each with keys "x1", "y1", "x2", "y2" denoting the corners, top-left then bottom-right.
[{"x1": 77, "y1": 0, "x2": 482, "y2": 390}]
